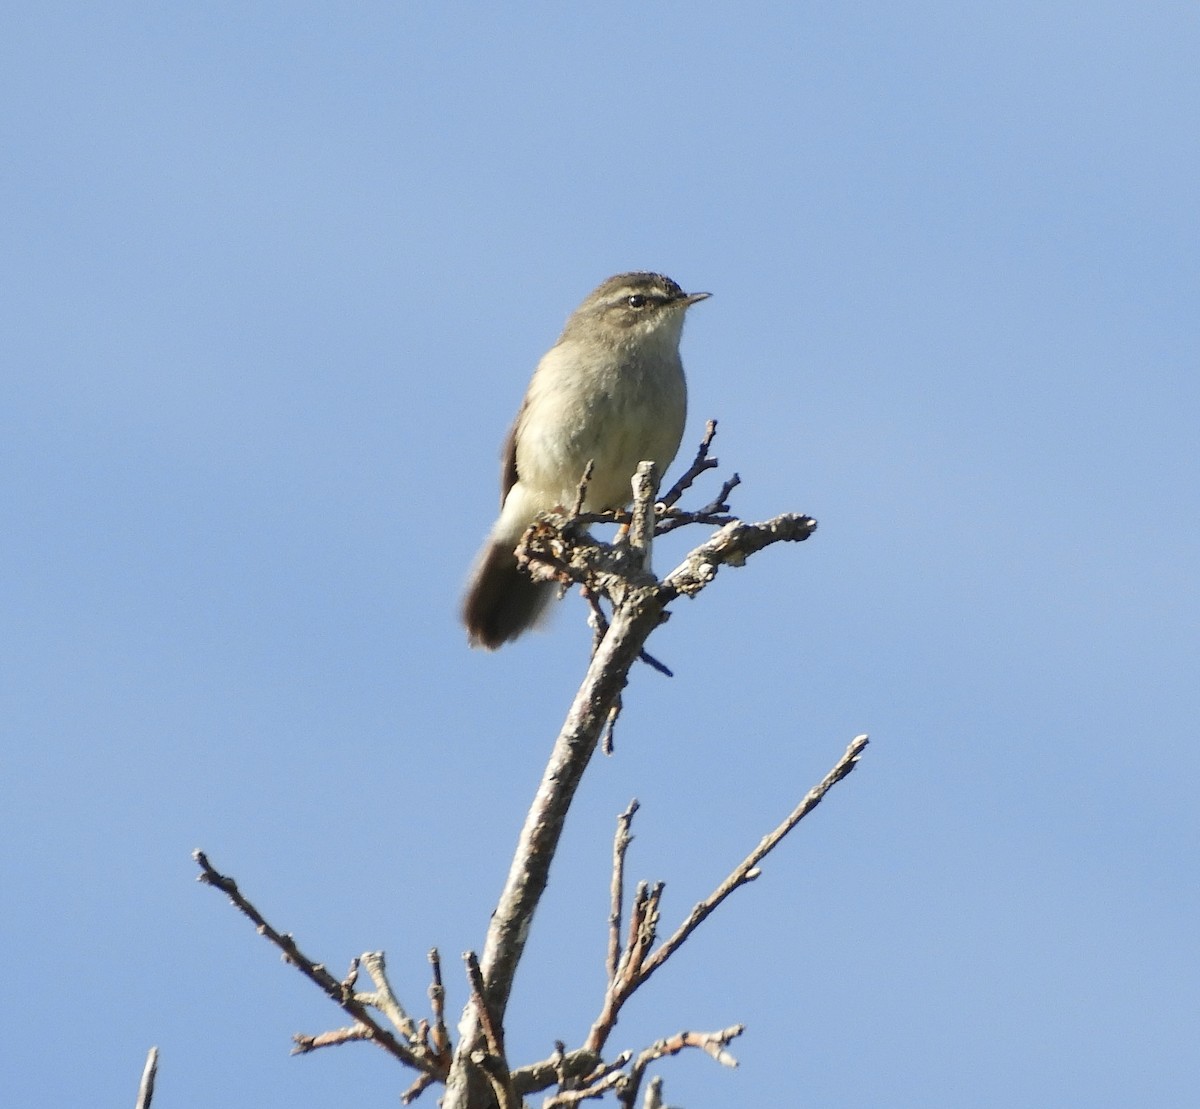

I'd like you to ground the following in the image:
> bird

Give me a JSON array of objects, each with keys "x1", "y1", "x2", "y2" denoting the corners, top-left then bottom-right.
[{"x1": 462, "y1": 271, "x2": 710, "y2": 649}]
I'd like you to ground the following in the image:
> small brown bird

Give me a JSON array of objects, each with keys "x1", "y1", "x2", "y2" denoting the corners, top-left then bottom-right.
[{"x1": 462, "y1": 272, "x2": 710, "y2": 649}]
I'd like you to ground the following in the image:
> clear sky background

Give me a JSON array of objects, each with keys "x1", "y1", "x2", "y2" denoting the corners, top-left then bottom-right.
[{"x1": 3, "y1": 4, "x2": 1197, "y2": 1107}]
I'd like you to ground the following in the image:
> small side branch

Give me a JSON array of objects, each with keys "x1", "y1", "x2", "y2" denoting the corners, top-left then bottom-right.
[
  {"x1": 640, "y1": 735, "x2": 869, "y2": 982},
  {"x1": 541, "y1": 1052, "x2": 633, "y2": 1107},
  {"x1": 584, "y1": 735, "x2": 868, "y2": 1060},
  {"x1": 293, "y1": 1026, "x2": 373, "y2": 1054},
  {"x1": 465, "y1": 952, "x2": 519, "y2": 1109},
  {"x1": 464, "y1": 952, "x2": 507, "y2": 1065},
  {"x1": 571, "y1": 460, "x2": 596, "y2": 518},
  {"x1": 662, "y1": 514, "x2": 818, "y2": 599},
  {"x1": 606, "y1": 800, "x2": 640, "y2": 984},
  {"x1": 193, "y1": 850, "x2": 443, "y2": 1079},
  {"x1": 658, "y1": 419, "x2": 720, "y2": 510},
  {"x1": 428, "y1": 948, "x2": 451, "y2": 1056},
  {"x1": 135, "y1": 1046, "x2": 158, "y2": 1109},
  {"x1": 654, "y1": 471, "x2": 742, "y2": 536},
  {"x1": 618, "y1": 1025, "x2": 744, "y2": 1109},
  {"x1": 359, "y1": 951, "x2": 419, "y2": 1043}
]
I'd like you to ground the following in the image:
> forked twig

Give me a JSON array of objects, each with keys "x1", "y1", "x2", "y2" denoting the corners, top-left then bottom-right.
[
  {"x1": 193, "y1": 850, "x2": 442, "y2": 1078},
  {"x1": 658, "y1": 419, "x2": 720, "y2": 510}
]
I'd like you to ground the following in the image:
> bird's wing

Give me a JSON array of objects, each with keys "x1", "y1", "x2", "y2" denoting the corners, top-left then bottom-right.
[{"x1": 499, "y1": 405, "x2": 523, "y2": 507}]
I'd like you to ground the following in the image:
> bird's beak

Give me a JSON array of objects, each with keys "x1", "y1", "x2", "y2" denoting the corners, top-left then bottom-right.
[{"x1": 681, "y1": 291, "x2": 712, "y2": 307}]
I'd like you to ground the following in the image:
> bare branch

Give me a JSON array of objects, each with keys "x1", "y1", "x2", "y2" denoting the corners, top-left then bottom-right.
[
  {"x1": 571, "y1": 460, "x2": 596, "y2": 518},
  {"x1": 654, "y1": 470, "x2": 742, "y2": 536},
  {"x1": 465, "y1": 952, "x2": 507, "y2": 1063},
  {"x1": 606, "y1": 801, "x2": 640, "y2": 985},
  {"x1": 199, "y1": 431, "x2": 829, "y2": 1108},
  {"x1": 542, "y1": 1068, "x2": 626, "y2": 1107},
  {"x1": 586, "y1": 880, "x2": 663, "y2": 1054},
  {"x1": 135, "y1": 1046, "x2": 158, "y2": 1109},
  {"x1": 661, "y1": 513, "x2": 818, "y2": 599},
  {"x1": 640, "y1": 735, "x2": 869, "y2": 982},
  {"x1": 445, "y1": 456, "x2": 824, "y2": 1107},
  {"x1": 401, "y1": 1072, "x2": 439, "y2": 1106},
  {"x1": 428, "y1": 948, "x2": 451, "y2": 1057},
  {"x1": 509, "y1": 1046, "x2": 603, "y2": 1096},
  {"x1": 463, "y1": 951, "x2": 520, "y2": 1109},
  {"x1": 193, "y1": 850, "x2": 442, "y2": 1078},
  {"x1": 446, "y1": 483, "x2": 672, "y2": 1109},
  {"x1": 359, "y1": 951, "x2": 419, "y2": 1042},
  {"x1": 627, "y1": 461, "x2": 658, "y2": 570},
  {"x1": 292, "y1": 1026, "x2": 373, "y2": 1054},
  {"x1": 584, "y1": 587, "x2": 671, "y2": 690},
  {"x1": 600, "y1": 696, "x2": 622, "y2": 757},
  {"x1": 470, "y1": 1049, "x2": 521, "y2": 1109},
  {"x1": 540, "y1": 1052, "x2": 633, "y2": 1107},
  {"x1": 658, "y1": 419, "x2": 720, "y2": 510},
  {"x1": 619, "y1": 1025, "x2": 745, "y2": 1109}
]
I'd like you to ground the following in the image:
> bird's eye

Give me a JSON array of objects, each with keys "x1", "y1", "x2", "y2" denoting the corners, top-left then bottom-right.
[{"x1": 627, "y1": 294, "x2": 647, "y2": 309}]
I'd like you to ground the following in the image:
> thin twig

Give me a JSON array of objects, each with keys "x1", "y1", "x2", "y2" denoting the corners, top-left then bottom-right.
[
  {"x1": 464, "y1": 950, "x2": 519, "y2": 1109},
  {"x1": 360, "y1": 951, "x2": 419, "y2": 1042},
  {"x1": 585, "y1": 579, "x2": 671, "y2": 686},
  {"x1": 606, "y1": 800, "x2": 640, "y2": 985},
  {"x1": 571, "y1": 460, "x2": 596, "y2": 518},
  {"x1": 401, "y1": 1072, "x2": 438, "y2": 1106},
  {"x1": 655, "y1": 471, "x2": 742, "y2": 536},
  {"x1": 192, "y1": 850, "x2": 440, "y2": 1077},
  {"x1": 464, "y1": 951, "x2": 505, "y2": 1062},
  {"x1": 428, "y1": 948, "x2": 451, "y2": 1056},
  {"x1": 540, "y1": 1051, "x2": 633, "y2": 1107},
  {"x1": 586, "y1": 880, "x2": 663, "y2": 1053},
  {"x1": 509, "y1": 1046, "x2": 604, "y2": 1096},
  {"x1": 292, "y1": 1026, "x2": 373, "y2": 1054},
  {"x1": 135, "y1": 1046, "x2": 158, "y2": 1109},
  {"x1": 619, "y1": 1025, "x2": 745, "y2": 1109},
  {"x1": 583, "y1": 584, "x2": 609, "y2": 652},
  {"x1": 634, "y1": 650, "x2": 672, "y2": 677},
  {"x1": 542, "y1": 1068, "x2": 627, "y2": 1107},
  {"x1": 601, "y1": 696, "x2": 622, "y2": 757},
  {"x1": 658, "y1": 419, "x2": 720, "y2": 510},
  {"x1": 640, "y1": 735, "x2": 869, "y2": 982}
]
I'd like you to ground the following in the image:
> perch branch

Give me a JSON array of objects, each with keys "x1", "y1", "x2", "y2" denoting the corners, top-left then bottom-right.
[
  {"x1": 442, "y1": 469, "x2": 669, "y2": 1109},
  {"x1": 445, "y1": 442, "x2": 824, "y2": 1107}
]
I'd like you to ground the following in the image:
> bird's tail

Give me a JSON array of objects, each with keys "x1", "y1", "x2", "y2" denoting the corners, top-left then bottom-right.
[{"x1": 462, "y1": 534, "x2": 556, "y2": 649}]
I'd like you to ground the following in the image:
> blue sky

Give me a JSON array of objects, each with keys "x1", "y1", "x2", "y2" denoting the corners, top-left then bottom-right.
[{"x1": 3, "y1": 4, "x2": 1198, "y2": 1107}]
